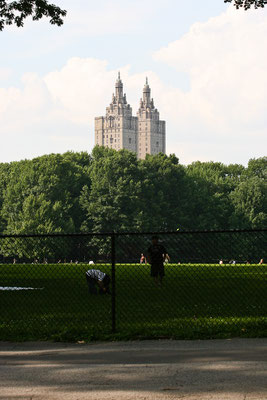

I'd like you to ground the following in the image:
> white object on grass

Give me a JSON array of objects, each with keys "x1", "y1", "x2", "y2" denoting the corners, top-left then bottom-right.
[{"x1": 0, "y1": 287, "x2": 44, "y2": 291}]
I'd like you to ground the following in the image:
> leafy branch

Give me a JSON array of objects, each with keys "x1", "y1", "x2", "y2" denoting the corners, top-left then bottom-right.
[
  {"x1": 0, "y1": 0, "x2": 66, "y2": 30},
  {"x1": 224, "y1": 0, "x2": 267, "y2": 9}
]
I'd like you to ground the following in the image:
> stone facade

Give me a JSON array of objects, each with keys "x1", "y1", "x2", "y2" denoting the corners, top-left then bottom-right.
[{"x1": 95, "y1": 74, "x2": 166, "y2": 159}]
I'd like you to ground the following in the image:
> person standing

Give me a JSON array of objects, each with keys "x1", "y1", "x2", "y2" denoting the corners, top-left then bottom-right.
[
  {"x1": 147, "y1": 236, "x2": 169, "y2": 286},
  {"x1": 140, "y1": 253, "x2": 147, "y2": 264}
]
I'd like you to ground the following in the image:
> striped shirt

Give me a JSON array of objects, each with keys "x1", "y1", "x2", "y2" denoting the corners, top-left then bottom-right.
[{"x1": 86, "y1": 269, "x2": 106, "y2": 281}]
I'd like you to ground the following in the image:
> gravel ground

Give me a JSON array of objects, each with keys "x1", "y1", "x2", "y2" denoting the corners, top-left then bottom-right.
[{"x1": 0, "y1": 339, "x2": 267, "y2": 400}]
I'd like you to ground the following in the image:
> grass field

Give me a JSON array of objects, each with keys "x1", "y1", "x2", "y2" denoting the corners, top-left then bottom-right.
[{"x1": 0, "y1": 263, "x2": 266, "y2": 341}]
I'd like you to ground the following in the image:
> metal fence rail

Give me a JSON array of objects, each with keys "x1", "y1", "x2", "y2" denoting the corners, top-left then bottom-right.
[{"x1": 0, "y1": 229, "x2": 266, "y2": 340}]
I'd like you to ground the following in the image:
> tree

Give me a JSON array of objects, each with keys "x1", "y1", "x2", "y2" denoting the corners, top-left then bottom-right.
[
  {"x1": 137, "y1": 153, "x2": 187, "y2": 231},
  {"x1": 1, "y1": 152, "x2": 91, "y2": 235},
  {"x1": 246, "y1": 157, "x2": 267, "y2": 180},
  {"x1": 80, "y1": 146, "x2": 142, "y2": 234},
  {"x1": 0, "y1": 152, "x2": 92, "y2": 260},
  {"x1": 224, "y1": 0, "x2": 267, "y2": 9},
  {"x1": 230, "y1": 176, "x2": 267, "y2": 228},
  {"x1": 229, "y1": 157, "x2": 267, "y2": 228},
  {"x1": 184, "y1": 161, "x2": 241, "y2": 230},
  {"x1": 0, "y1": 162, "x2": 10, "y2": 232},
  {"x1": 0, "y1": 0, "x2": 66, "y2": 31},
  {"x1": 79, "y1": 146, "x2": 143, "y2": 258}
]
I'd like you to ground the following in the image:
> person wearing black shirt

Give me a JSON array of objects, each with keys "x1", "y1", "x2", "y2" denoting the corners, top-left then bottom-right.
[{"x1": 147, "y1": 236, "x2": 169, "y2": 286}]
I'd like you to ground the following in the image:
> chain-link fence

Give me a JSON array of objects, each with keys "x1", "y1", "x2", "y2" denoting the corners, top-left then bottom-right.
[{"x1": 0, "y1": 229, "x2": 266, "y2": 340}]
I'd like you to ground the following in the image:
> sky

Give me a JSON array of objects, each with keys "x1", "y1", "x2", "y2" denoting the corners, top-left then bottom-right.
[{"x1": 0, "y1": 0, "x2": 266, "y2": 166}]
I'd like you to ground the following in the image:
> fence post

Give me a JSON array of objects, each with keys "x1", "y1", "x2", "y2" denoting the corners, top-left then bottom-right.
[{"x1": 111, "y1": 232, "x2": 116, "y2": 333}]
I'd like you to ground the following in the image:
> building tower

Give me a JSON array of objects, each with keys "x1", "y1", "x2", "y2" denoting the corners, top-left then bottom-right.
[
  {"x1": 94, "y1": 74, "x2": 166, "y2": 158},
  {"x1": 95, "y1": 73, "x2": 138, "y2": 153},
  {"x1": 137, "y1": 78, "x2": 166, "y2": 159}
]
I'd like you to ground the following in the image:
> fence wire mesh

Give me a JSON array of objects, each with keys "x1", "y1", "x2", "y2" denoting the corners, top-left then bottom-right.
[{"x1": 0, "y1": 229, "x2": 266, "y2": 340}]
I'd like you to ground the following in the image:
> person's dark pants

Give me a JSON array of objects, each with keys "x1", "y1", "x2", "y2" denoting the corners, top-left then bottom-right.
[
  {"x1": 86, "y1": 274, "x2": 98, "y2": 294},
  {"x1": 99, "y1": 274, "x2": 111, "y2": 294},
  {"x1": 150, "y1": 264, "x2": 165, "y2": 278},
  {"x1": 86, "y1": 274, "x2": 111, "y2": 295}
]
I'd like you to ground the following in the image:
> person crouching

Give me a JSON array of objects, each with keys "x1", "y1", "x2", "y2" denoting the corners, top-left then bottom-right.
[{"x1": 85, "y1": 269, "x2": 111, "y2": 295}]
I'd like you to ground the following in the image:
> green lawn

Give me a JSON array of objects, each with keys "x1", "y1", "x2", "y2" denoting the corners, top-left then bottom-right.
[{"x1": 0, "y1": 263, "x2": 266, "y2": 341}]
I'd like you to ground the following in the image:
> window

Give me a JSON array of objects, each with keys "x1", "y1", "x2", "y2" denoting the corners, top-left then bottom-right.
[{"x1": 129, "y1": 138, "x2": 132, "y2": 144}]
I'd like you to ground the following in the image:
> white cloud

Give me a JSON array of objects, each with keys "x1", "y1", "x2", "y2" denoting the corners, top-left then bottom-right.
[
  {"x1": 44, "y1": 58, "x2": 121, "y2": 124},
  {"x1": 0, "y1": 6, "x2": 267, "y2": 165},
  {"x1": 153, "y1": 6, "x2": 267, "y2": 164}
]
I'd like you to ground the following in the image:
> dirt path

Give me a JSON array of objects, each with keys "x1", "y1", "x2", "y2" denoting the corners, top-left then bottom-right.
[{"x1": 0, "y1": 339, "x2": 267, "y2": 400}]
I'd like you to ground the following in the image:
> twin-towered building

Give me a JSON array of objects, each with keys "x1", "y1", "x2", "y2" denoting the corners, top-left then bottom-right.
[{"x1": 95, "y1": 73, "x2": 166, "y2": 159}]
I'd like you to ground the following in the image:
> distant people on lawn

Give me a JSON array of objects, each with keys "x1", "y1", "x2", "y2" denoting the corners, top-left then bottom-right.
[
  {"x1": 147, "y1": 236, "x2": 170, "y2": 287},
  {"x1": 164, "y1": 254, "x2": 171, "y2": 265},
  {"x1": 259, "y1": 258, "x2": 264, "y2": 264},
  {"x1": 85, "y1": 269, "x2": 111, "y2": 295},
  {"x1": 140, "y1": 253, "x2": 147, "y2": 264},
  {"x1": 219, "y1": 259, "x2": 223, "y2": 265}
]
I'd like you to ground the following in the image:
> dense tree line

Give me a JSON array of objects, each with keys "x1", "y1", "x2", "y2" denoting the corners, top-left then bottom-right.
[{"x1": 0, "y1": 148, "x2": 266, "y2": 236}]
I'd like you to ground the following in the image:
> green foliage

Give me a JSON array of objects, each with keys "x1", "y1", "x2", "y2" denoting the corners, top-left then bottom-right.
[
  {"x1": 246, "y1": 157, "x2": 267, "y2": 180},
  {"x1": 0, "y1": 149, "x2": 266, "y2": 244},
  {"x1": 184, "y1": 161, "x2": 244, "y2": 229},
  {"x1": 230, "y1": 177, "x2": 267, "y2": 228},
  {"x1": 80, "y1": 146, "x2": 141, "y2": 233},
  {"x1": 224, "y1": 0, "x2": 267, "y2": 10},
  {"x1": 1, "y1": 151, "x2": 91, "y2": 235},
  {"x1": 0, "y1": 0, "x2": 66, "y2": 31},
  {"x1": 0, "y1": 162, "x2": 10, "y2": 232},
  {"x1": 229, "y1": 157, "x2": 267, "y2": 228},
  {"x1": 137, "y1": 153, "x2": 187, "y2": 231}
]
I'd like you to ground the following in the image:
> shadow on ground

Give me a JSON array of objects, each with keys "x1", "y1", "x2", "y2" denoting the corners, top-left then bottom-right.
[{"x1": 0, "y1": 339, "x2": 266, "y2": 399}]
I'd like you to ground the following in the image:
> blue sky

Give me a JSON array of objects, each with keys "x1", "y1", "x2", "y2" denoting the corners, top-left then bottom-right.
[{"x1": 0, "y1": 0, "x2": 266, "y2": 165}]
